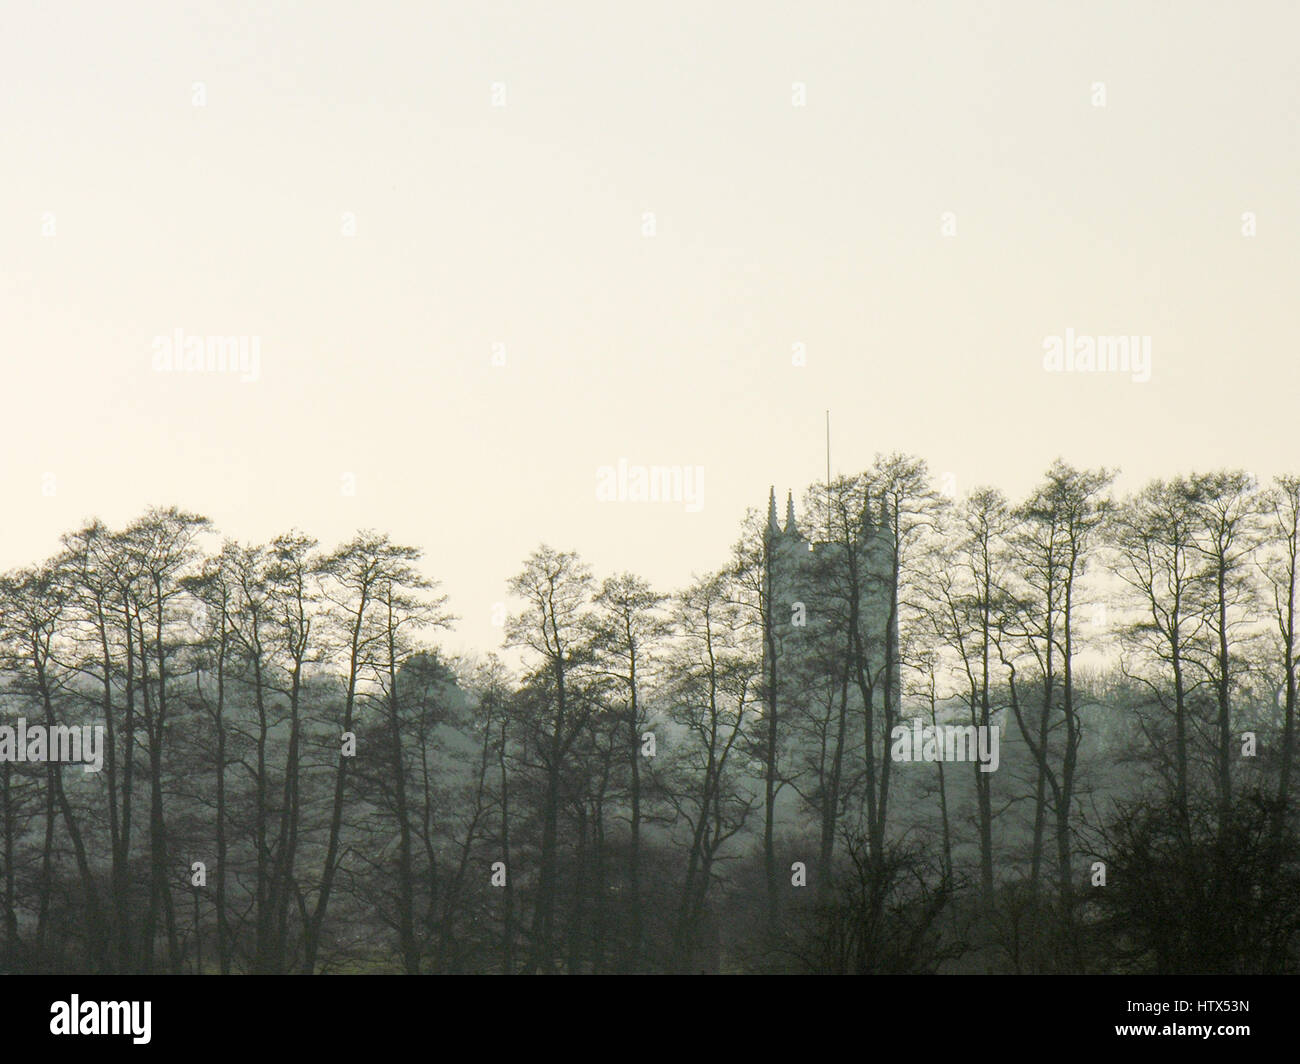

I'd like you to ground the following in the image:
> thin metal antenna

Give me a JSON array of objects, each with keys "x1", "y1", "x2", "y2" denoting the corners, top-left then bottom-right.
[{"x1": 825, "y1": 410, "x2": 831, "y2": 488}]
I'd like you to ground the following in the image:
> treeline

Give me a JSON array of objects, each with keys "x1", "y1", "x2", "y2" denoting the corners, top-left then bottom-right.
[{"x1": 1, "y1": 455, "x2": 1299, "y2": 974}]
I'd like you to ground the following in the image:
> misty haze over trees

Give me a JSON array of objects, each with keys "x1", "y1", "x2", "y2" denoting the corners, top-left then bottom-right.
[{"x1": 2, "y1": 454, "x2": 1299, "y2": 974}]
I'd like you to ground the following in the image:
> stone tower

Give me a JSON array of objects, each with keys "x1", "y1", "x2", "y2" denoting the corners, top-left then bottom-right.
[{"x1": 763, "y1": 485, "x2": 899, "y2": 727}]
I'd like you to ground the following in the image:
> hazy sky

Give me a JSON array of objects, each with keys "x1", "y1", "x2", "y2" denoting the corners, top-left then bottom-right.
[{"x1": 3, "y1": 1, "x2": 1298, "y2": 656}]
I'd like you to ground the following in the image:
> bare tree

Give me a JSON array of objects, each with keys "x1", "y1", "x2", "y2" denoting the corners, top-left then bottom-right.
[
  {"x1": 590, "y1": 572, "x2": 667, "y2": 972},
  {"x1": 505, "y1": 546, "x2": 595, "y2": 973},
  {"x1": 661, "y1": 571, "x2": 759, "y2": 972}
]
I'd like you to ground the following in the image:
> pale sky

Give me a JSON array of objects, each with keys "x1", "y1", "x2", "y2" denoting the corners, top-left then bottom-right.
[{"x1": 3, "y1": 1, "x2": 1297, "y2": 657}]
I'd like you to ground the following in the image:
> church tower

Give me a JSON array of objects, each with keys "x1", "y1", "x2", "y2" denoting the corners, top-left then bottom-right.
[{"x1": 762, "y1": 484, "x2": 900, "y2": 725}]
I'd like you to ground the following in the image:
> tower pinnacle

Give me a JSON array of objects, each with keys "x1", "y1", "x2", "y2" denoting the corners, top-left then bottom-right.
[{"x1": 786, "y1": 490, "x2": 798, "y2": 536}]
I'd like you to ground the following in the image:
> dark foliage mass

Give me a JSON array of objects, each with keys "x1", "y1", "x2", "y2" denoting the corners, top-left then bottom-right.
[{"x1": 2, "y1": 456, "x2": 1299, "y2": 973}]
